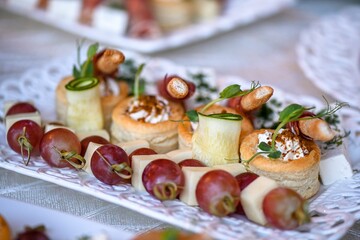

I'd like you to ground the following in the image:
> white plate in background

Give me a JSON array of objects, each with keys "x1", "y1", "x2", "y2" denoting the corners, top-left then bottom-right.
[
  {"x1": 0, "y1": 196, "x2": 135, "y2": 240},
  {"x1": 0, "y1": 0, "x2": 295, "y2": 53}
]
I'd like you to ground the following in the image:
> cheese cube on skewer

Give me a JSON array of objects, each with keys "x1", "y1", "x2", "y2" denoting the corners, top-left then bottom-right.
[
  {"x1": 241, "y1": 176, "x2": 278, "y2": 225},
  {"x1": 117, "y1": 140, "x2": 150, "y2": 156},
  {"x1": 180, "y1": 166, "x2": 212, "y2": 205},
  {"x1": 83, "y1": 142, "x2": 104, "y2": 175},
  {"x1": 76, "y1": 129, "x2": 110, "y2": 141},
  {"x1": 131, "y1": 154, "x2": 169, "y2": 191},
  {"x1": 166, "y1": 149, "x2": 193, "y2": 163},
  {"x1": 5, "y1": 112, "x2": 41, "y2": 134}
]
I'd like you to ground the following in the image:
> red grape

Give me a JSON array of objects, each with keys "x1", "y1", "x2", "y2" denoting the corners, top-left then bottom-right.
[
  {"x1": 90, "y1": 144, "x2": 131, "y2": 185},
  {"x1": 263, "y1": 187, "x2": 310, "y2": 230},
  {"x1": 196, "y1": 170, "x2": 240, "y2": 217},
  {"x1": 80, "y1": 135, "x2": 109, "y2": 156},
  {"x1": 178, "y1": 159, "x2": 206, "y2": 168},
  {"x1": 6, "y1": 102, "x2": 38, "y2": 116},
  {"x1": 40, "y1": 128, "x2": 84, "y2": 169},
  {"x1": 128, "y1": 147, "x2": 157, "y2": 167},
  {"x1": 235, "y1": 172, "x2": 259, "y2": 215},
  {"x1": 7, "y1": 119, "x2": 43, "y2": 165},
  {"x1": 142, "y1": 159, "x2": 184, "y2": 201}
]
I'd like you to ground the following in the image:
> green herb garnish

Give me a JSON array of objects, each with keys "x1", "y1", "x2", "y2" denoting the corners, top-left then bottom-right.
[
  {"x1": 200, "y1": 82, "x2": 260, "y2": 113},
  {"x1": 118, "y1": 59, "x2": 147, "y2": 95},
  {"x1": 72, "y1": 41, "x2": 99, "y2": 78},
  {"x1": 134, "y1": 63, "x2": 145, "y2": 100},
  {"x1": 183, "y1": 81, "x2": 259, "y2": 123},
  {"x1": 242, "y1": 100, "x2": 348, "y2": 167}
]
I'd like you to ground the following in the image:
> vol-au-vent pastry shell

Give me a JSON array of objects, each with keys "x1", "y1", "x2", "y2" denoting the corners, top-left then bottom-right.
[
  {"x1": 56, "y1": 76, "x2": 128, "y2": 129},
  {"x1": 240, "y1": 129, "x2": 321, "y2": 199},
  {"x1": 178, "y1": 104, "x2": 254, "y2": 149},
  {"x1": 111, "y1": 96, "x2": 185, "y2": 153}
]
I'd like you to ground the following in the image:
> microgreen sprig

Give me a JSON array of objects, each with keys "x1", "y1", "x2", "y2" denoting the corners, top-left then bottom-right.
[
  {"x1": 200, "y1": 82, "x2": 260, "y2": 113},
  {"x1": 72, "y1": 41, "x2": 99, "y2": 78},
  {"x1": 134, "y1": 63, "x2": 145, "y2": 100},
  {"x1": 183, "y1": 81, "x2": 260, "y2": 122}
]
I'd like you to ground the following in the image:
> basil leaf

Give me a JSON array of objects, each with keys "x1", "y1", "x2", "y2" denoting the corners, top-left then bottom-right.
[
  {"x1": 186, "y1": 110, "x2": 199, "y2": 122},
  {"x1": 258, "y1": 142, "x2": 271, "y2": 151},
  {"x1": 219, "y1": 84, "x2": 241, "y2": 98},
  {"x1": 72, "y1": 65, "x2": 80, "y2": 78},
  {"x1": 278, "y1": 104, "x2": 304, "y2": 122},
  {"x1": 268, "y1": 151, "x2": 281, "y2": 159},
  {"x1": 81, "y1": 61, "x2": 94, "y2": 77},
  {"x1": 87, "y1": 42, "x2": 99, "y2": 59}
]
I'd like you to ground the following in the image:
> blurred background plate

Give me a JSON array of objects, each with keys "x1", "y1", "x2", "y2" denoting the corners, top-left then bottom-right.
[
  {"x1": 0, "y1": 196, "x2": 135, "y2": 240},
  {"x1": 0, "y1": 0, "x2": 295, "y2": 53},
  {"x1": 297, "y1": 7, "x2": 360, "y2": 109}
]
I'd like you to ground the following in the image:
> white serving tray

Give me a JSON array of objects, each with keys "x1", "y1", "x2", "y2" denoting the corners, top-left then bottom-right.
[
  {"x1": 0, "y1": 54, "x2": 359, "y2": 240},
  {"x1": 0, "y1": 0, "x2": 296, "y2": 53}
]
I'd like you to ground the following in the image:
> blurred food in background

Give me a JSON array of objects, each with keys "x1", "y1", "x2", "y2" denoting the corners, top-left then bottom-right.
[{"x1": 5, "y1": 0, "x2": 227, "y2": 39}]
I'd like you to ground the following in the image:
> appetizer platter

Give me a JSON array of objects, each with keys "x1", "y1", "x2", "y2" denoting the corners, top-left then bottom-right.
[
  {"x1": 0, "y1": 45, "x2": 359, "y2": 240},
  {"x1": 0, "y1": 0, "x2": 296, "y2": 53}
]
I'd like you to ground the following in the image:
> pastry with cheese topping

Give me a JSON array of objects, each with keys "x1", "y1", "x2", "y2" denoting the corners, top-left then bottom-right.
[
  {"x1": 240, "y1": 129, "x2": 321, "y2": 199},
  {"x1": 110, "y1": 95, "x2": 184, "y2": 153}
]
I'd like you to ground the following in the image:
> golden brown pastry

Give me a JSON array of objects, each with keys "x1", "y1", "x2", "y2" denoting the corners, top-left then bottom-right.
[
  {"x1": 178, "y1": 104, "x2": 254, "y2": 149},
  {"x1": 110, "y1": 95, "x2": 184, "y2": 153},
  {"x1": 56, "y1": 76, "x2": 128, "y2": 129},
  {"x1": 240, "y1": 129, "x2": 321, "y2": 199}
]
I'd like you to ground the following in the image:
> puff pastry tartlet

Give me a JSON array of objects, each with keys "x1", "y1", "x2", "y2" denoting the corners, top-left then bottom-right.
[
  {"x1": 56, "y1": 76, "x2": 128, "y2": 129},
  {"x1": 178, "y1": 104, "x2": 254, "y2": 149},
  {"x1": 111, "y1": 95, "x2": 184, "y2": 153},
  {"x1": 240, "y1": 129, "x2": 321, "y2": 199}
]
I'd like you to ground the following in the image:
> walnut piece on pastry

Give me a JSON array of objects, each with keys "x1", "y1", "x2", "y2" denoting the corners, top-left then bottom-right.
[
  {"x1": 240, "y1": 129, "x2": 321, "y2": 199},
  {"x1": 111, "y1": 96, "x2": 185, "y2": 153}
]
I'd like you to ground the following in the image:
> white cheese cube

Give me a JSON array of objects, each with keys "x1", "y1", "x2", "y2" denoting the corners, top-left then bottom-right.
[
  {"x1": 83, "y1": 142, "x2": 104, "y2": 175},
  {"x1": 47, "y1": 1, "x2": 81, "y2": 22},
  {"x1": 213, "y1": 163, "x2": 246, "y2": 176},
  {"x1": 241, "y1": 176, "x2": 278, "y2": 225},
  {"x1": 131, "y1": 154, "x2": 169, "y2": 191},
  {"x1": 76, "y1": 129, "x2": 110, "y2": 141},
  {"x1": 5, "y1": 112, "x2": 41, "y2": 134},
  {"x1": 93, "y1": 6, "x2": 128, "y2": 35},
  {"x1": 179, "y1": 166, "x2": 212, "y2": 206},
  {"x1": 166, "y1": 149, "x2": 193, "y2": 163},
  {"x1": 320, "y1": 144, "x2": 353, "y2": 185},
  {"x1": 44, "y1": 124, "x2": 75, "y2": 133},
  {"x1": 117, "y1": 140, "x2": 150, "y2": 155}
]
